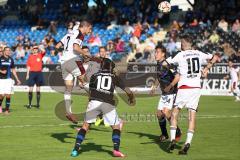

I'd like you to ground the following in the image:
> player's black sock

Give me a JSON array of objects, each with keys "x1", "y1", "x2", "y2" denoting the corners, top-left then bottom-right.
[
  {"x1": 158, "y1": 116, "x2": 168, "y2": 137},
  {"x1": 36, "y1": 91, "x2": 41, "y2": 107},
  {"x1": 112, "y1": 129, "x2": 121, "y2": 151},
  {"x1": 28, "y1": 92, "x2": 33, "y2": 105},
  {"x1": 5, "y1": 97, "x2": 11, "y2": 111},
  {"x1": 74, "y1": 128, "x2": 86, "y2": 151}
]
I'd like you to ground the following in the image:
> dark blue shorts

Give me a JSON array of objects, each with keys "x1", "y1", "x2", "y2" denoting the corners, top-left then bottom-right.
[{"x1": 28, "y1": 72, "x2": 44, "y2": 86}]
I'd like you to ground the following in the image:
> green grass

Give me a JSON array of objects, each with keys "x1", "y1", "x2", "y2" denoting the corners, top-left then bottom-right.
[{"x1": 0, "y1": 93, "x2": 239, "y2": 160}]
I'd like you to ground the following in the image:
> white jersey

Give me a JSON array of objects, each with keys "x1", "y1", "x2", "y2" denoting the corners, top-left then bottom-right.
[
  {"x1": 229, "y1": 67, "x2": 239, "y2": 82},
  {"x1": 60, "y1": 30, "x2": 84, "y2": 63},
  {"x1": 167, "y1": 50, "x2": 213, "y2": 88}
]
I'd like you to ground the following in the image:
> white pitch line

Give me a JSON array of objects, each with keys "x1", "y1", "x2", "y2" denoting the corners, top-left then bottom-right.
[{"x1": 0, "y1": 115, "x2": 239, "y2": 129}]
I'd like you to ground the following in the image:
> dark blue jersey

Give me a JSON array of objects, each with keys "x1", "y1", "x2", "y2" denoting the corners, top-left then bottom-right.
[
  {"x1": 0, "y1": 56, "x2": 15, "y2": 79},
  {"x1": 157, "y1": 60, "x2": 178, "y2": 95}
]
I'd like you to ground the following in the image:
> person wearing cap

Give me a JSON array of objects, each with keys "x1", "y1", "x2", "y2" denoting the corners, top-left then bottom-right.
[{"x1": 26, "y1": 45, "x2": 46, "y2": 109}]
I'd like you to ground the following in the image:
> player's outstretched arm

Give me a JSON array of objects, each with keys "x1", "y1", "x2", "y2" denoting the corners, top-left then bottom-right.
[
  {"x1": 202, "y1": 54, "x2": 221, "y2": 77},
  {"x1": 123, "y1": 87, "x2": 136, "y2": 106},
  {"x1": 150, "y1": 79, "x2": 159, "y2": 95}
]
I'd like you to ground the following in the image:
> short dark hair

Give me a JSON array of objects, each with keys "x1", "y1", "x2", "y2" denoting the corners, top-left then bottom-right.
[
  {"x1": 101, "y1": 58, "x2": 115, "y2": 72},
  {"x1": 155, "y1": 45, "x2": 166, "y2": 54},
  {"x1": 99, "y1": 46, "x2": 107, "y2": 51},
  {"x1": 181, "y1": 34, "x2": 193, "y2": 44},
  {"x1": 79, "y1": 20, "x2": 92, "y2": 27},
  {"x1": 3, "y1": 46, "x2": 10, "y2": 51},
  {"x1": 82, "y1": 46, "x2": 89, "y2": 50}
]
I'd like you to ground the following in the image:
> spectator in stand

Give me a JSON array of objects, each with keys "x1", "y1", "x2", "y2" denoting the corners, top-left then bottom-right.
[
  {"x1": 209, "y1": 30, "x2": 220, "y2": 44},
  {"x1": 221, "y1": 43, "x2": 236, "y2": 62},
  {"x1": 218, "y1": 17, "x2": 228, "y2": 32},
  {"x1": 166, "y1": 38, "x2": 177, "y2": 55},
  {"x1": 129, "y1": 35, "x2": 140, "y2": 53},
  {"x1": 88, "y1": 34, "x2": 102, "y2": 47},
  {"x1": 106, "y1": 40, "x2": 115, "y2": 53},
  {"x1": 170, "y1": 20, "x2": 181, "y2": 32},
  {"x1": 115, "y1": 38, "x2": 125, "y2": 52},
  {"x1": 23, "y1": 34, "x2": 31, "y2": 48},
  {"x1": 98, "y1": 46, "x2": 110, "y2": 59},
  {"x1": 229, "y1": 49, "x2": 240, "y2": 63},
  {"x1": 0, "y1": 47, "x2": 3, "y2": 57},
  {"x1": 48, "y1": 21, "x2": 57, "y2": 35},
  {"x1": 15, "y1": 43, "x2": 26, "y2": 60},
  {"x1": 232, "y1": 19, "x2": 240, "y2": 33},
  {"x1": 133, "y1": 21, "x2": 142, "y2": 38},
  {"x1": 123, "y1": 20, "x2": 134, "y2": 34},
  {"x1": 190, "y1": 18, "x2": 199, "y2": 27}
]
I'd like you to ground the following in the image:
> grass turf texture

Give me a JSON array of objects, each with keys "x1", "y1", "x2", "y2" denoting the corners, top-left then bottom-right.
[{"x1": 0, "y1": 92, "x2": 239, "y2": 160}]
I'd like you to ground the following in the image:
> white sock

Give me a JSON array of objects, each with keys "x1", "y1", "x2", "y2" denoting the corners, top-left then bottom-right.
[
  {"x1": 170, "y1": 126, "x2": 177, "y2": 141},
  {"x1": 64, "y1": 91, "x2": 72, "y2": 114},
  {"x1": 186, "y1": 130, "x2": 194, "y2": 144}
]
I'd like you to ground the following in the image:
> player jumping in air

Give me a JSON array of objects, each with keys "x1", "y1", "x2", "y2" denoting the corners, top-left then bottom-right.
[
  {"x1": 0, "y1": 47, "x2": 21, "y2": 114},
  {"x1": 55, "y1": 21, "x2": 92, "y2": 123},
  {"x1": 166, "y1": 35, "x2": 220, "y2": 155},
  {"x1": 71, "y1": 58, "x2": 135, "y2": 158},
  {"x1": 224, "y1": 60, "x2": 240, "y2": 101},
  {"x1": 150, "y1": 45, "x2": 182, "y2": 142}
]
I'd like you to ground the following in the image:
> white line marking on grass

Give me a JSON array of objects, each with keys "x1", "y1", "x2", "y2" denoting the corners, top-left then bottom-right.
[{"x1": 0, "y1": 115, "x2": 239, "y2": 129}]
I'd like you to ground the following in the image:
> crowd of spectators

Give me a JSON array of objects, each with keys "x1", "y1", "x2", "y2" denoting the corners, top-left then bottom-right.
[{"x1": 0, "y1": 0, "x2": 240, "y2": 64}]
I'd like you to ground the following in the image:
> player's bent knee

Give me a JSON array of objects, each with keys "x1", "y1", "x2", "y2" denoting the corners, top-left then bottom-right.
[
  {"x1": 111, "y1": 124, "x2": 120, "y2": 130},
  {"x1": 82, "y1": 122, "x2": 90, "y2": 131}
]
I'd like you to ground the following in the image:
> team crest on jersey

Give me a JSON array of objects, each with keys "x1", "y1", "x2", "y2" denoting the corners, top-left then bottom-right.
[{"x1": 37, "y1": 58, "x2": 41, "y2": 62}]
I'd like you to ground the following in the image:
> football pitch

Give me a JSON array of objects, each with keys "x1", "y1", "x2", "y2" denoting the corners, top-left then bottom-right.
[{"x1": 0, "y1": 92, "x2": 239, "y2": 160}]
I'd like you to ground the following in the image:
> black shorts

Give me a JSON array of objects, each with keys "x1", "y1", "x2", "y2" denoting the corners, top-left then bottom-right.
[{"x1": 28, "y1": 72, "x2": 44, "y2": 87}]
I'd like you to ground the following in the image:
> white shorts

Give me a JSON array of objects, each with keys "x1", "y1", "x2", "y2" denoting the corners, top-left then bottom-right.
[
  {"x1": 174, "y1": 88, "x2": 201, "y2": 111},
  {"x1": 61, "y1": 57, "x2": 83, "y2": 81},
  {"x1": 84, "y1": 100, "x2": 120, "y2": 126},
  {"x1": 0, "y1": 79, "x2": 14, "y2": 95},
  {"x1": 157, "y1": 94, "x2": 176, "y2": 111}
]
